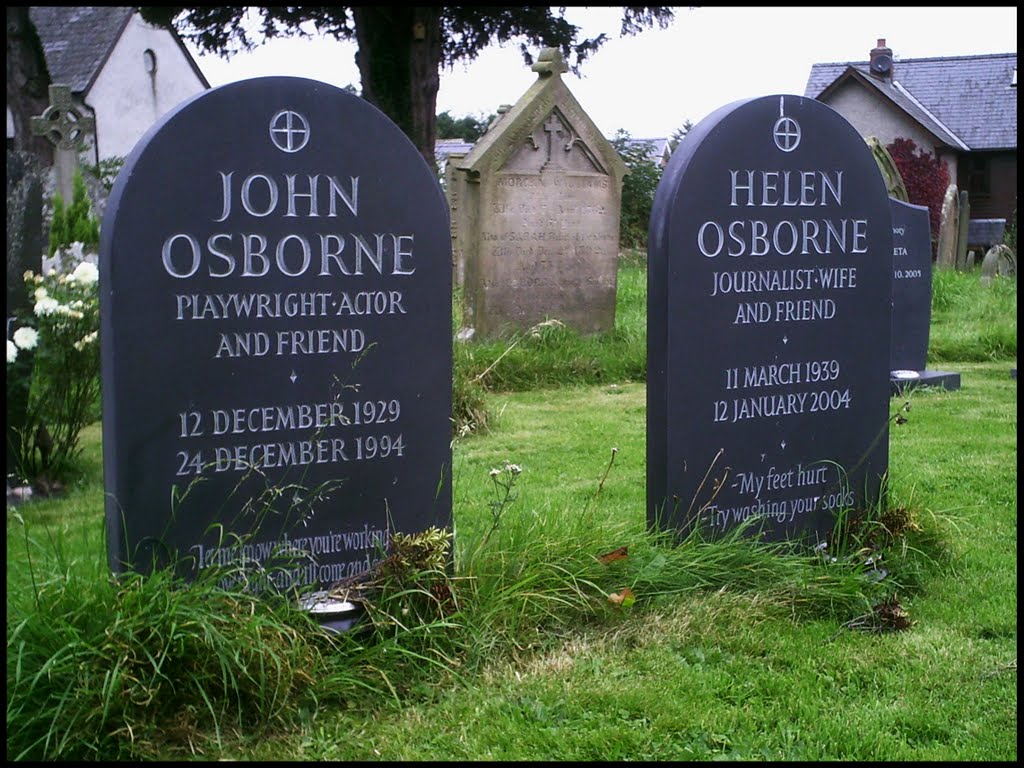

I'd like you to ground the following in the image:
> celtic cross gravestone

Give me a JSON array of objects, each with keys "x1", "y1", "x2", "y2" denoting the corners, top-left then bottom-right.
[{"x1": 30, "y1": 84, "x2": 95, "y2": 204}]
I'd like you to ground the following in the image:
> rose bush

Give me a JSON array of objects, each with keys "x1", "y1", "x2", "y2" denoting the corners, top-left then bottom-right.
[{"x1": 7, "y1": 242, "x2": 101, "y2": 490}]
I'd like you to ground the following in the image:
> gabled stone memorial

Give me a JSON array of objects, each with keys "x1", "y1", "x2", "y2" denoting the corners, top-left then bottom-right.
[
  {"x1": 101, "y1": 77, "x2": 452, "y2": 590},
  {"x1": 449, "y1": 49, "x2": 628, "y2": 338},
  {"x1": 889, "y1": 198, "x2": 960, "y2": 394},
  {"x1": 648, "y1": 95, "x2": 893, "y2": 543}
]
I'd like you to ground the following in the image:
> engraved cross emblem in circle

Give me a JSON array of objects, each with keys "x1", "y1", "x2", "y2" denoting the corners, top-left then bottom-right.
[
  {"x1": 269, "y1": 109, "x2": 310, "y2": 153},
  {"x1": 772, "y1": 98, "x2": 801, "y2": 153},
  {"x1": 773, "y1": 116, "x2": 801, "y2": 153}
]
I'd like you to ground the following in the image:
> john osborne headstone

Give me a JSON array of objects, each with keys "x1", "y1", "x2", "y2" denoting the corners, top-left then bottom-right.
[
  {"x1": 449, "y1": 49, "x2": 628, "y2": 338},
  {"x1": 648, "y1": 95, "x2": 893, "y2": 543},
  {"x1": 889, "y1": 198, "x2": 960, "y2": 394},
  {"x1": 101, "y1": 77, "x2": 452, "y2": 590}
]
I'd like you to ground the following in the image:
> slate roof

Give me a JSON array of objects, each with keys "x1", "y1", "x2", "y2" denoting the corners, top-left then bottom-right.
[
  {"x1": 30, "y1": 7, "x2": 135, "y2": 93},
  {"x1": 435, "y1": 138, "x2": 475, "y2": 166},
  {"x1": 805, "y1": 51, "x2": 1017, "y2": 151},
  {"x1": 29, "y1": 6, "x2": 210, "y2": 94}
]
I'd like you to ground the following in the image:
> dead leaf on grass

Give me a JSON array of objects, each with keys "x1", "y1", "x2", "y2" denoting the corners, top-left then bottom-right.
[{"x1": 597, "y1": 546, "x2": 628, "y2": 565}]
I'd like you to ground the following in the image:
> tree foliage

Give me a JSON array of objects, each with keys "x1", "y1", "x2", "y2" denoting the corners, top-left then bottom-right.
[
  {"x1": 139, "y1": 6, "x2": 675, "y2": 165},
  {"x1": 48, "y1": 169, "x2": 100, "y2": 257},
  {"x1": 885, "y1": 137, "x2": 950, "y2": 247},
  {"x1": 611, "y1": 130, "x2": 663, "y2": 250},
  {"x1": 669, "y1": 118, "x2": 694, "y2": 152},
  {"x1": 436, "y1": 110, "x2": 493, "y2": 143},
  {"x1": 6, "y1": 7, "x2": 53, "y2": 166}
]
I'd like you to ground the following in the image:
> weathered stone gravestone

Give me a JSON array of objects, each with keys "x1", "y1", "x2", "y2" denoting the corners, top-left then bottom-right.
[
  {"x1": 888, "y1": 198, "x2": 960, "y2": 394},
  {"x1": 955, "y1": 190, "x2": 971, "y2": 270},
  {"x1": 935, "y1": 183, "x2": 959, "y2": 269},
  {"x1": 101, "y1": 77, "x2": 452, "y2": 593},
  {"x1": 443, "y1": 151, "x2": 470, "y2": 289},
  {"x1": 980, "y1": 244, "x2": 1016, "y2": 285},
  {"x1": 866, "y1": 137, "x2": 908, "y2": 202},
  {"x1": 30, "y1": 84, "x2": 95, "y2": 205},
  {"x1": 648, "y1": 95, "x2": 893, "y2": 543},
  {"x1": 448, "y1": 48, "x2": 628, "y2": 339}
]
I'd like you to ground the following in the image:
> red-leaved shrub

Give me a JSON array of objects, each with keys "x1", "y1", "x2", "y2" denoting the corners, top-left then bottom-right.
[{"x1": 886, "y1": 138, "x2": 951, "y2": 254}]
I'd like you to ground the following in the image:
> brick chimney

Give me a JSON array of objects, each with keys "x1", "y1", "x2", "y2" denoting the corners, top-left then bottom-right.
[{"x1": 869, "y1": 38, "x2": 894, "y2": 80}]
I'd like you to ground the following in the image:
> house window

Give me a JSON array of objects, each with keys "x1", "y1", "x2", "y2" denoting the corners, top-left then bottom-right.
[
  {"x1": 143, "y1": 49, "x2": 157, "y2": 74},
  {"x1": 966, "y1": 155, "x2": 990, "y2": 197}
]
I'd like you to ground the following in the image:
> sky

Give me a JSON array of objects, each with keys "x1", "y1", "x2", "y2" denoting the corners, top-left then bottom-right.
[{"x1": 186, "y1": 6, "x2": 1018, "y2": 140}]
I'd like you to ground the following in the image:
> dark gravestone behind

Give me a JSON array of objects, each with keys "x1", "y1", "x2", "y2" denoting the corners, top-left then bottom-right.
[
  {"x1": 6, "y1": 151, "x2": 45, "y2": 481},
  {"x1": 101, "y1": 77, "x2": 452, "y2": 590},
  {"x1": 889, "y1": 199, "x2": 932, "y2": 373},
  {"x1": 888, "y1": 198, "x2": 961, "y2": 395},
  {"x1": 648, "y1": 95, "x2": 893, "y2": 544}
]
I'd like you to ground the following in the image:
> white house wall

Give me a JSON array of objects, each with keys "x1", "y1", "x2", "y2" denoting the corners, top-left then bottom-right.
[
  {"x1": 86, "y1": 14, "x2": 206, "y2": 161},
  {"x1": 824, "y1": 80, "x2": 959, "y2": 181}
]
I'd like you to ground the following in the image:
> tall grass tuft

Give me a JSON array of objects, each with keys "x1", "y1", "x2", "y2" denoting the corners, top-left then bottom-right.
[
  {"x1": 443, "y1": 457, "x2": 906, "y2": 679},
  {"x1": 5, "y1": 515, "x2": 346, "y2": 760}
]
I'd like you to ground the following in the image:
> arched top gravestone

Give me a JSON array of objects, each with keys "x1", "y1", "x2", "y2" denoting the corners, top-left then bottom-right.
[
  {"x1": 101, "y1": 77, "x2": 452, "y2": 589},
  {"x1": 648, "y1": 95, "x2": 893, "y2": 543}
]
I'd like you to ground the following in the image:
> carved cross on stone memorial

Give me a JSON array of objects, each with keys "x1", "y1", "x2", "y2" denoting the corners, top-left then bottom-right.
[
  {"x1": 542, "y1": 113, "x2": 569, "y2": 170},
  {"x1": 30, "y1": 84, "x2": 95, "y2": 204}
]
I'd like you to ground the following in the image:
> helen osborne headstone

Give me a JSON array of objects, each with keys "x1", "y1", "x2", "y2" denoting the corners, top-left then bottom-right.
[
  {"x1": 648, "y1": 95, "x2": 893, "y2": 543},
  {"x1": 101, "y1": 77, "x2": 452, "y2": 590}
]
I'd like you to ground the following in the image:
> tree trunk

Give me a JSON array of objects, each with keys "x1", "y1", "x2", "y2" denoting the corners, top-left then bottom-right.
[
  {"x1": 352, "y1": 6, "x2": 443, "y2": 169},
  {"x1": 6, "y1": 7, "x2": 53, "y2": 167}
]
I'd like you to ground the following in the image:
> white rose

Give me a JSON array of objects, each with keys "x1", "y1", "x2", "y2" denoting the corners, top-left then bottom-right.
[
  {"x1": 34, "y1": 297, "x2": 60, "y2": 316},
  {"x1": 13, "y1": 326, "x2": 39, "y2": 350},
  {"x1": 70, "y1": 261, "x2": 99, "y2": 286}
]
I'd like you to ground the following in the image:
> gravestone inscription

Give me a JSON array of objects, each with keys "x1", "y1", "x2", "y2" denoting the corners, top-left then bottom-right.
[
  {"x1": 889, "y1": 199, "x2": 932, "y2": 373},
  {"x1": 889, "y1": 198, "x2": 960, "y2": 394},
  {"x1": 101, "y1": 77, "x2": 452, "y2": 590},
  {"x1": 648, "y1": 95, "x2": 893, "y2": 543}
]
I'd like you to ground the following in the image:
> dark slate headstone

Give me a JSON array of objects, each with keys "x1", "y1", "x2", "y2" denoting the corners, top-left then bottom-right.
[
  {"x1": 648, "y1": 95, "x2": 893, "y2": 544},
  {"x1": 101, "y1": 77, "x2": 452, "y2": 590},
  {"x1": 888, "y1": 198, "x2": 961, "y2": 395},
  {"x1": 889, "y1": 199, "x2": 932, "y2": 373},
  {"x1": 967, "y1": 218, "x2": 1006, "y2": 251}
]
